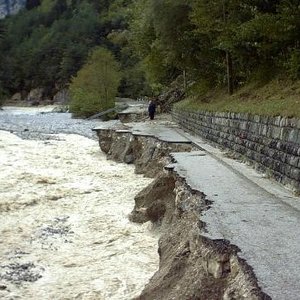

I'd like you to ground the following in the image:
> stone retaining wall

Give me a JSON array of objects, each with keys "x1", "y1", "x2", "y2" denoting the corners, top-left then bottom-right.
[{"x1": 172, "y1": 110, "x2": 300, "y2": 191}]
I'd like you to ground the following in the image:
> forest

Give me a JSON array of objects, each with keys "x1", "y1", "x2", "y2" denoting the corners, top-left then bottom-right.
[{"x1": 0, "y1": 0, "x2": 299, "y2": 115}]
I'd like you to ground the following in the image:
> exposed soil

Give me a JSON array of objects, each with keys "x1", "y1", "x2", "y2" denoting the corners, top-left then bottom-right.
[{"x1": 96, "y1": 128, "x2": 271, "y2": 300}]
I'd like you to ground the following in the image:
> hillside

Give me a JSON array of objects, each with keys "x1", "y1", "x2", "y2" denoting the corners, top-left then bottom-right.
[
  {"x1": 0, "y1": 0, "x2": 299, "y2": 116},
  {"x1": 0, "y1": 0, "x2": 148, "y2": 102},
  {"x1": 177, "y1": 79, "x2": 300, "y2": 118}
]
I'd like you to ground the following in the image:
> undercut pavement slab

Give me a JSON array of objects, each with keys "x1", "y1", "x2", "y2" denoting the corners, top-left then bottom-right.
[
  {"x1": 168, "y1": 150, "x2": 300, "y2": 300},
  {"x1": 93, "y1": 121, "x2": 191, "y2": 144}
]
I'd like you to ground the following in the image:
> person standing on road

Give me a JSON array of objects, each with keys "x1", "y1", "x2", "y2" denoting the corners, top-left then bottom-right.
[{"x1": 148, "y1": 99, "x2": 156, "y2": 120}]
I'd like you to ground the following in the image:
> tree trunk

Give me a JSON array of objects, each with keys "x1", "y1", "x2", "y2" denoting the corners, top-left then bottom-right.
[
  {"x1": 223, "y1": 0, "x2": 234, "y2": 95},
  {"x1": 183, "y1": 69, "x2": 187, "y2": 92},
  {"x1": 226, "y1": 51, "x2": 234, "y2": 95}
]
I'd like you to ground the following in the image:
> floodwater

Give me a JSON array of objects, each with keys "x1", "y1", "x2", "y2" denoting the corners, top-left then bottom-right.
[{"x1": 0, "y1": 129, "x2": 158, "y2": 299}]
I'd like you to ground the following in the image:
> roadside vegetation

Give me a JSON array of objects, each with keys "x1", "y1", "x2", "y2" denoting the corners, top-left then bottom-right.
[
  {"x1": 0, "y1": 0, "x2": 149, "y2": 104},
  {"x1": 0, "y1": 0, "x2": 299, "y2": 116},
  {"x1": 176, "y1": 79, "x2": 300, "y2": 118},
  {"x1": 69, "y1": 47, "x2": 121, "y2": 118}
]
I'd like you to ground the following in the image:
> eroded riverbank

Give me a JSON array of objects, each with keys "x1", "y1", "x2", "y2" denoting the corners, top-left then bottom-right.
[
  {"x1": 0, "y1": 130, "x2": 159, "y2": 299},
  {"x1": 2, "y1": 106, "x2": 298, "y2": 299},
  {"x1": 96, "y1": 129, "x2": 270, "y2": 300}
]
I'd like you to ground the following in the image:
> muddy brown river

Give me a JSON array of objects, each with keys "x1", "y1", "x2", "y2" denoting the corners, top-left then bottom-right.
[{"x1": 0, "y1": 129, "x2": 159, "y2": 299}]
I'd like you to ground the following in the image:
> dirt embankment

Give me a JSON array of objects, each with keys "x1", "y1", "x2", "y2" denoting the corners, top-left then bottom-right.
[{"x1": 95, "y1": 128, "x2": 271, "y2": 300}]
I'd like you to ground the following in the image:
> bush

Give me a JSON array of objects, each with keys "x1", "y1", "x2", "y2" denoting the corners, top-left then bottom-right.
[
  {"x1": 69, "y1": 47, "x2": 121, "y2": 118},
  {"x1": 286, "y1": 48, "x2": 300, "y2": 80}
]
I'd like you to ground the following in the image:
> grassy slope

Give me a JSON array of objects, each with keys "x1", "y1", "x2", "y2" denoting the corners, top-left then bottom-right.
[{"x1": 176, "y1": 79, "x2": 300, "y2": 118}]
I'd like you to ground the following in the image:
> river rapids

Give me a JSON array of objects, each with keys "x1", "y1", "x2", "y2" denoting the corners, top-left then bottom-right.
[{"x1": 0, "y1": 108, "x2": 159, "y2": 299}]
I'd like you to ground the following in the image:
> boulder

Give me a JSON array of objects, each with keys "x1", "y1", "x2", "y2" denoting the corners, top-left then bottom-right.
[
  {"x1": 51, "y1": 105, "x2": 69, "y2": 113},
  {"x1": 27, "y1": 88, "x2": 44, "y2": 105},
  {"x1": 53, "y1": 89, "x2": 69, "y2": 104},
  {"x1": 11, "y1": 92, "x2": 22, "y2": 102},
  {"x1": 157, "y1": 87, "x2": 185, "y2": 113}
]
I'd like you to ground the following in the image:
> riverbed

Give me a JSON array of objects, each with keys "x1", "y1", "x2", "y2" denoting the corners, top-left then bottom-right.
[{"x1": 0, "y1": 107, "x2": 159, "y2": 299}]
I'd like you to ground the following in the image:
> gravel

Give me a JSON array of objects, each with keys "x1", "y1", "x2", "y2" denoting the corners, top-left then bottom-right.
[
  {"x1": 0, "y1": 262, "x2": 43, "y2": 285},
  {"x1": 0, "y1": 108, "x2": 104, "y2": 140}
]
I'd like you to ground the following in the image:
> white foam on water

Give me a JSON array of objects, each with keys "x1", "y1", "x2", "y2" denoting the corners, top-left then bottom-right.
[
  {"x1": 1, "y1": 106, "x2": 58, "y2": 115},
  {"x1": 0, "y1": 131, "x2": 159, "y2": 299}
]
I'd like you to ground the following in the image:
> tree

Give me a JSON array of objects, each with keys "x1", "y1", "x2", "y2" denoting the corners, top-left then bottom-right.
[
  {"x1": 0, "y1": 0, "x2": 103, "y2": 97},
  {"x1": 69, "y1": 47, "x2": 121, "y2": 118},
  {"x1": 129, "y1": 0, "x2": 197, "y2": 92},
  {"x1": 191, "y1": 0, "x2": 249, "y2": 94},
  {"x1": 26, "y1": 0, "x2": 41, "y2": 10}
]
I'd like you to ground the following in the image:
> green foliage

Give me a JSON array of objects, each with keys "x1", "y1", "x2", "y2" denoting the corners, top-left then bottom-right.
[
  {"x1": 1, "y1": 0, "x2": 299, "y2": 104},
  {"x1": 286, "y1": 49, "x2": 300, "y2": 80},
  {"x1": 0, "y1": 1, "x2": 101, "y2": 95},
  {"x1": 38, "y1": 0, "x2": 56, "y2": 13},
  {"x1": 69, "y1": 47, "x2": 121, "y2": 118},
  {"x1": 129, "y1": 0, "x2": 300, "y2": 96},
  {"x1": 26, "y1": 0, "x2": 41, "y2": 10},
  {"x1": 119, "y1": 64, "x2": 151, "y2": 97},
  {"x1": 0, "y1": 0, "x2": 152, "y2": 100},
  {"x1": 105, "y1": 0, "x2": 152, "y2": 98},
  {"x1": 129, "y1": 0, "x2": 197, "y2": 90},
  {"x1": 175, "y1": 79, "x2": 300, "y2": 118}
]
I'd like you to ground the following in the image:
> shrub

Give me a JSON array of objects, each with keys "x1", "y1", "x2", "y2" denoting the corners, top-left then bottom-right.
[{"x1": 69, "y1": 47, "x2": 121, "y2": 118}]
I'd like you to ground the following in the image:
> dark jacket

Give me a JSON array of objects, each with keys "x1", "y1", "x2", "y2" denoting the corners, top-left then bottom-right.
[{"x1": 148, "y1": 102, "x2": 156, "y2": 114}]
